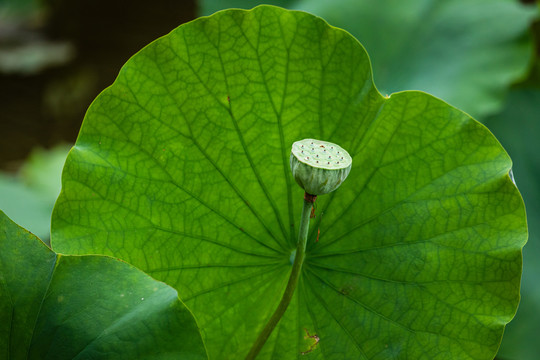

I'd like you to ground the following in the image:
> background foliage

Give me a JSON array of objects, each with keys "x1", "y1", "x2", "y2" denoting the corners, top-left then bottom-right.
[{"x1": 0, "y1": 144, "x2": 70, "y2": 242}]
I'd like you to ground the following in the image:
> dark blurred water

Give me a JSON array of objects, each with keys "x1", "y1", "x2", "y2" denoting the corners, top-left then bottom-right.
[{"x1": 0, "y1": 0, "x2": 196, "y2": 170}]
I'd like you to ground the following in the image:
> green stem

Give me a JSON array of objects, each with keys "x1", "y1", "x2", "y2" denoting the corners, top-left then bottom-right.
[{"x1": 245, "y1": 193, "x2": 315, "y2": 360}]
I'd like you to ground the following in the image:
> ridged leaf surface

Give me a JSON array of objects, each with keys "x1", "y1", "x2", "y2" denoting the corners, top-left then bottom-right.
[{"x1": 51, "y1": 6, "x2": 526, "y2": 359}]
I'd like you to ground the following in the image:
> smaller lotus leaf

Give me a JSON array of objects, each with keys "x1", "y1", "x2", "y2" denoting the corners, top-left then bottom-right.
[{"x1": 0, "y1": 210, "x2": 208, "y2": 360}]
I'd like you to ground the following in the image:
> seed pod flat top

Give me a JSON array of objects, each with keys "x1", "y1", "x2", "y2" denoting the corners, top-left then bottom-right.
[{"x1": 291, "y1": 139, "x2": 352, "y2": 169}]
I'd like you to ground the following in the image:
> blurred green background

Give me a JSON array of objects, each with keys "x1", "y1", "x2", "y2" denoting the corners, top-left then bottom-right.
[{"x1": 0, "y1": 0, "x2": 538, "y2": 358}]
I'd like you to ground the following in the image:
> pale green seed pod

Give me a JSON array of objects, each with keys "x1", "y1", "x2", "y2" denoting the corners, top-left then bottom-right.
[{"x1": 290, "y1": 139, "x2": 352, "y2": 195}]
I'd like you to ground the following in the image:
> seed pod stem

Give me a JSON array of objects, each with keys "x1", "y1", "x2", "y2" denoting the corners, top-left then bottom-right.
[{"x1": 246, "y1": 193, "x2": 315, "y2": 360}]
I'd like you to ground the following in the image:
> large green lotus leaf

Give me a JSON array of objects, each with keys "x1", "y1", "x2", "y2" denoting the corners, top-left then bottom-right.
[
  {"x1": 200, "y1": 0, "x2": 538, "y2": 119},
  {"x1": 0, "y1": 210, "x2": 207, "y2": 360},
  {"x1": 484, "y1": 87, "x2": 540, "y2": 360},
  {"x1": 52, "y1": 6, "x2": 526, "y2": 359}
]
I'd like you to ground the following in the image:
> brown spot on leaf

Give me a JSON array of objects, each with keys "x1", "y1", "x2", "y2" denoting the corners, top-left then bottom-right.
[{"x1": 301, "y1": 328, "x2": 320, "y2": 355}]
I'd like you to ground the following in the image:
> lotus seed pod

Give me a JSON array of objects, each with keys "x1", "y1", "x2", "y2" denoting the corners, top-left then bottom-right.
[{"x1": 290, "y1": 139, "x2": 352, "y2": 195}]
